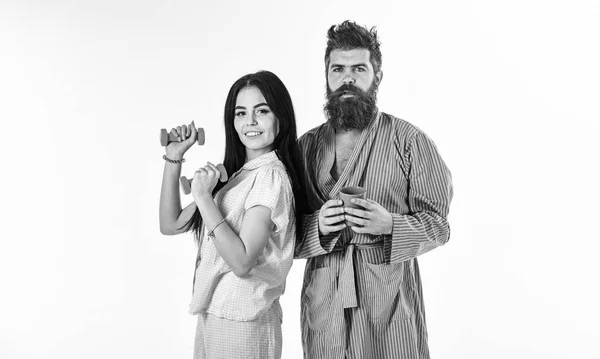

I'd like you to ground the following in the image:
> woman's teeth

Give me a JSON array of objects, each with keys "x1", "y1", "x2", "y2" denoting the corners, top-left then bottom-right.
[{"x1": 246, "y1": 131, "x2": 262, "y2": 137}]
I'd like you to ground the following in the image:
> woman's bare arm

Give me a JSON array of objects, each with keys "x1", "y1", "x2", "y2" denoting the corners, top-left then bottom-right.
[{"x1": 159, "y1": 122, "x2": 200, "y2": 235}]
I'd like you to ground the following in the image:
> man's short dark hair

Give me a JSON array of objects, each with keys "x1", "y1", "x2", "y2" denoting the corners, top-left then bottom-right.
[{"x1": 325, "y1": 20, "x2": 382, "y2": 74}]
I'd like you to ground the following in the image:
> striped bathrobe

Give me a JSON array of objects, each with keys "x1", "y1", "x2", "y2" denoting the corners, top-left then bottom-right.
[{"x1": 296, "y1": 112, "x2": 453, "y2": 358}]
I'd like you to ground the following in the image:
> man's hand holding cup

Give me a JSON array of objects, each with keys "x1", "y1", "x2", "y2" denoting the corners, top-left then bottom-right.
[{"x1": 341, "y1": 186, "x2": 393, "y2": 236}]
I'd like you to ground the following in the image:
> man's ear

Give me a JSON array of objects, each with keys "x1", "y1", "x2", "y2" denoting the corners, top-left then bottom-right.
[{"x1": 375, "y1": 70, "x2": 383, "y2": 85}]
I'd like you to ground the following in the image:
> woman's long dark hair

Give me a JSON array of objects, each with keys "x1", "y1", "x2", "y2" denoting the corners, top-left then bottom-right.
[{"x1": 183, "y1": 70, "x2": 308, "y2": 243}]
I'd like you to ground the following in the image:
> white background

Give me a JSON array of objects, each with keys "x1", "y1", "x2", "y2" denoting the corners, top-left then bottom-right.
[{"x1": 1, "y1": 0, "x2": 599, "y2": 358}]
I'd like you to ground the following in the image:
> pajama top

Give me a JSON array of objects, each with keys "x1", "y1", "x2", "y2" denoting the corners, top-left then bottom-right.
[{"x1": 189, "y1": 151, "x2": 295, "y2": 322}]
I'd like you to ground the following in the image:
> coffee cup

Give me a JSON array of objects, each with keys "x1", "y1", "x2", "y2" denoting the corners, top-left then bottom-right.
[{"x1": 339, "y1": 186, "x2": 366, "y2": 226}]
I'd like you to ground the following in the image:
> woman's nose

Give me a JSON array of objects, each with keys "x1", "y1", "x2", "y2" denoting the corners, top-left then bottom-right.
[{"x1": 245, "y1": 113, "x2": 258, "y2": 125}]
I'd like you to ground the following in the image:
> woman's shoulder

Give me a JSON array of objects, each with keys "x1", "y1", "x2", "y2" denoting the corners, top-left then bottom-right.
[
  {"x1": 249, "y1": 157, "x2": 289, "y2": 186},
  {"x1": 260, "y1": 160, "x2": 291, "y2": 191},
  {"x1": 249, "y1": 152, "x2": 284, "y2": 173},
  {"x1": 242, "y1": 157, "x2": 293, "y2": 213}
]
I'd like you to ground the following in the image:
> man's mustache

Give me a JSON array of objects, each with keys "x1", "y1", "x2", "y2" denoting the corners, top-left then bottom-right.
[{"x1": 330, "y1": 84, "x2": 365, "y2": 98}]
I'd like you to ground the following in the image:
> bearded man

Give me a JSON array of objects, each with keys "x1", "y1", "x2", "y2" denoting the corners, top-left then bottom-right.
[{"x1": 296, "y1": 21, "x2": 453, "y2": 358}]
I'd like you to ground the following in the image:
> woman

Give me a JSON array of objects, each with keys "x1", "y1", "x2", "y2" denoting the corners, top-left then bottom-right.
[{"x1": 159, "y1": 71, "x2": 306, "y2": 358}]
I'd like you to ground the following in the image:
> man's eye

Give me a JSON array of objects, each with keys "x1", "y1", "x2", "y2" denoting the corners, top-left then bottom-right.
[
  {"x1": 355, "y1": 67, "x2": 365, "y2": 72},
  {"x1": 332, "y1": 67, "x2": 342, "y2": 72}
]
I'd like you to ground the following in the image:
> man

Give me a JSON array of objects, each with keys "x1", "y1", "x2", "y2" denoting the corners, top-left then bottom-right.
[{"x1": 295, "y1": 21, "x2": 453, "y2": 358}]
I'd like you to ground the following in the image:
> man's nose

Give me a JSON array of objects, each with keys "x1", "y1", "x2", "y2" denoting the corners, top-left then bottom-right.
[{"x1": 342, "y1": 70, "x2": 355, "y2": 85}]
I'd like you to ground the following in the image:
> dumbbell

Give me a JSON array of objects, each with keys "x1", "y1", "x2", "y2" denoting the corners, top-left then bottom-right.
[
  {"x1": 160, "y1": 128, "x2": 205, "y2": 146},
  {"x1": 180, "y1": 164, "x2": 229, "y2": 195}
]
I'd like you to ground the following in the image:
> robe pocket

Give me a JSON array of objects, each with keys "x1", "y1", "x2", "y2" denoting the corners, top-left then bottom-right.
[
  {"x1": 362, "y1": 262, "x2": 412, "y2": 325},
  {"x1": 301, "y1": 267, "x2": 333, "y2": 331}
]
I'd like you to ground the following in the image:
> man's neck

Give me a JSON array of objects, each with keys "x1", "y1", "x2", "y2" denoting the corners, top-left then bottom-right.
[{"x1": 335, "y1": 128, "x2": 362, "y2": 140}]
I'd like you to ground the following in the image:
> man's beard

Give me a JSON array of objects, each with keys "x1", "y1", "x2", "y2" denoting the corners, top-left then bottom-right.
[{"x1": 324, "y1": 82, "x2": 378, "y2": 131}]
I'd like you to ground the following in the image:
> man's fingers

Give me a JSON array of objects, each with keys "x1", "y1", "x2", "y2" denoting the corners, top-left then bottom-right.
[
  {"x1": 323, "y1": 215, "x2": 345, "y2": 225},
  {"x1": 323, "y1": 199, "x2": 344, "y2": 209},
  {"x1": 345, "y1": 214, "x2": 366, "y2": 226},
  {"x1": 350, "y1": 198, "x2": 372, "y2": 209},
  {"x1": 326, "y1": 223, "x2": 347, "y2": 232},
  {"x1": 344, "y1": 207, "x2": 371, "y2": 219},
  {"x1": 323, "y1": 206, "x2": 345, "y2": 218}
]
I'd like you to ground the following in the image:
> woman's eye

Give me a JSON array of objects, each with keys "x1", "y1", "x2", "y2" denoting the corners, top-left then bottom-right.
[
  {"x1": 257, "y1": 108, "x2": 270, "y2": 115},
  {"x1": 235, "y1": 111, "x2": 245, "y2": 117}
]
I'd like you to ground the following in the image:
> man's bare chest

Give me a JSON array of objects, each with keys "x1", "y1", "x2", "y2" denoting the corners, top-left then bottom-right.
[{"x1": 331, "y1": 132, "x2": 361, "y2": 180}]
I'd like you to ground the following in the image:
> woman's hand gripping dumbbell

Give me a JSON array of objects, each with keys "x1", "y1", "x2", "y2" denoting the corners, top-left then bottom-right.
[
  {"x1": 180, "y1": 164, "x2": 228, "y2": 195},
  {"x1": 161, "y1": 122, "x2": 228, "y2": 194},
  {"x1": 161, "y1": 122, "x2": 203, "y2": 164},
  {"x1": 160, "y1": 123, "x2": 205, "y2": 147}
]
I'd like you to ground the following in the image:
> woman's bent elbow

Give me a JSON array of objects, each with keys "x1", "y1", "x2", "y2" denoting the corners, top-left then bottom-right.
[
  {"x1": 232, "y1": 265, "x2": 252, "y2": 278},
  {"x1": 160, "y1": 225, "x2": 177, "y2": 236}
]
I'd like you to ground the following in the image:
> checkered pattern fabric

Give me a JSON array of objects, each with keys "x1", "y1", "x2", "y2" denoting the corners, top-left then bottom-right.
[
  {"x1": 188, "y1": 151, "x2": 295, "y2": 356},
  {"x1": 193, "y1": 300, "x2": 282, "y2": 359}
]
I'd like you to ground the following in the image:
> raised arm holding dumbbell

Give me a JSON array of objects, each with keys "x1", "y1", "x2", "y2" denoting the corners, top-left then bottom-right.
[
  {"x1": 158, "y1": 122, "x2": 203, "y2": 235},
  {"x1": 159, "y1": 122, "x2": 228, "y2": 235}
]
